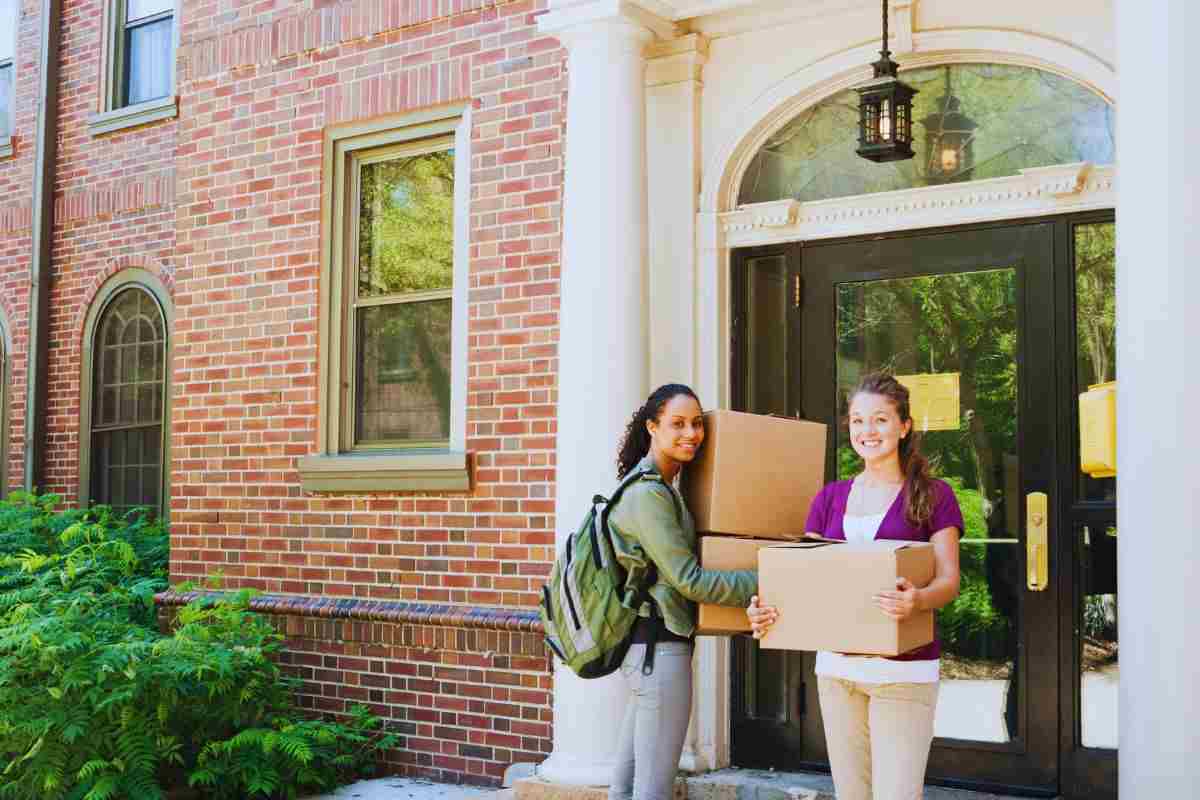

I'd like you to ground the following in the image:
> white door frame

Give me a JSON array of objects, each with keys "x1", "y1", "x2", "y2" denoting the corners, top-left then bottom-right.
[{"x1": 683, "y1": 28, "x2": 1116, "y2": 771}]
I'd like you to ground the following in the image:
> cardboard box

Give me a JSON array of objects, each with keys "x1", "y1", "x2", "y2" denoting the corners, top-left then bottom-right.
[
  {"x1": 681, "y1": 410, "x2": 826, "y2": 539},
  {"x1": 696, "y1": 536, "x2": 780, "y2": 635},
  {"x1": 757, "y1": 540, "x2": 936, "y2": 656}
]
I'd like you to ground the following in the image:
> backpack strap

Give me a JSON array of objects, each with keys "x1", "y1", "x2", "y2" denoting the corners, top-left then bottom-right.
[{"x1": 612, "y1": 467, "x2": 685, "y2": 678}]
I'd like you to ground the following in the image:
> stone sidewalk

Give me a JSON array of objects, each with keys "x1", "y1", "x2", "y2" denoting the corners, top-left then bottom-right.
[{"x1": 304, "y1": 777, "x2": 509, "y2": 800}]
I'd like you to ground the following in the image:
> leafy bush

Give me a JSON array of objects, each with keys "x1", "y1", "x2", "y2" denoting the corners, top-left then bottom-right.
[{"x1": 0, "y1": 492, "x2": 396, "y2": 800}]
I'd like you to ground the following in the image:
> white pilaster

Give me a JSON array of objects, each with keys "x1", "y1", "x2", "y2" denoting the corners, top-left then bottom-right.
[
  {"x1": 537, "y1": 2, "x2": 656, "y2": 787},
  {"x1": 1115, "y1": 0, "x2": 1200, "y2": 795},
  {"x1": 646, "y1": 33, "x2": 708, "y2": 390},
  {"x1": 643, "y1": 34, "x2": 733, "y2": 774}
]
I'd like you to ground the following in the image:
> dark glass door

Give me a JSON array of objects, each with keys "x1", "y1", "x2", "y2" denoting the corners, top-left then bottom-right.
[{"x1": 730, "y1": 219, "x2": 1113, "y2": 797}]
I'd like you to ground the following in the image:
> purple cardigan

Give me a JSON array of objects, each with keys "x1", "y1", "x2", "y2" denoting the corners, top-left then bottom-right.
[{"x1": 805, "y1": 478, "x2": 964, "y2": 661}]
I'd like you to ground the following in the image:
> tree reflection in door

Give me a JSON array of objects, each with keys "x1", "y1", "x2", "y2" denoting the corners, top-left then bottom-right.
[{"x1": 836, "y1": 267, "x2": 1021, "y2": 743}]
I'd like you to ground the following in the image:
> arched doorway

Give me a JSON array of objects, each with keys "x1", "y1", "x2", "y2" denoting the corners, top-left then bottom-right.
[{"x1": 727, "y1": 64, "x2": 1116, "y2": 798}]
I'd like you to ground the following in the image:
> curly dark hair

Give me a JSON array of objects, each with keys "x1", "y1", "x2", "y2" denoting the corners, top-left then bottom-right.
[
  {"x1": 616, "y1": 384, "x2": 701, "y2": 479},
  {"x1": 849, "y1": 372, "x2": 935, "y2": 526}
]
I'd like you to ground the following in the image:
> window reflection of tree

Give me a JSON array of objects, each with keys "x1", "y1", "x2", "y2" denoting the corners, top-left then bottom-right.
[
  {"x1": 355, "y1": 149, "x2": 454, "y2": 444},
  {"x1": 837, "y1": 270, "x2": 1021, "y2": 692},
  {"x1": 739, "y1": 64, "x2": 1114, "y2": 205}
]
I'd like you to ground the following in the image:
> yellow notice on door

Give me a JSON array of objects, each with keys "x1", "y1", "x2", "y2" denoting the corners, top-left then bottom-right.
[{"x1": 895, "y1": 373, "x2": 960, "y2": 432}]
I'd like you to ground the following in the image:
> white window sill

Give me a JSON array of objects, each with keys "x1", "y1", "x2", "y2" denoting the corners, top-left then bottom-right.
[
  {"x1": 0, "y1": 136, "x2": 11, "y2": 158},
  {"x1": 87, "y1": 95, "x2": 178, "y2": 137},
  {"x1": 298, "y1": 450, "x2": 471, "y2": 493}
]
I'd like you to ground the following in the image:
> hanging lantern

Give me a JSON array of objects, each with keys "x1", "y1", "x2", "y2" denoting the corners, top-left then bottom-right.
[
  {"x1": 856, "y1": 0, "x2": 917, "y2": 163},
  {"x1": 922, "y1": 66, "x2": 978, "y2": 183}
]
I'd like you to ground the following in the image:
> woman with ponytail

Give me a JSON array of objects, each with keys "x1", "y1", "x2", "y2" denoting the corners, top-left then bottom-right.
[
  {"x1": 747, "y1": 373, "x2": 962, "y2": 800},
  {"x1": 606, "y1": 384, "x2": 758, "y2": 800}
]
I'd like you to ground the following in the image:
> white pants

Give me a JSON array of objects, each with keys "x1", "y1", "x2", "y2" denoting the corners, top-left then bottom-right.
[{"x1": 817, "y1": 676, "x2": 940, "y2": 800}]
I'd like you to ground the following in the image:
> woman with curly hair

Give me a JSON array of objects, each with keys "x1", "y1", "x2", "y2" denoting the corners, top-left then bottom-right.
[
  {"x1": 747, "y1": 372, "x2": 963, "y2": 800},
  {"x1": 606, "y1": 383, "x2": 758, "y2": 800}
]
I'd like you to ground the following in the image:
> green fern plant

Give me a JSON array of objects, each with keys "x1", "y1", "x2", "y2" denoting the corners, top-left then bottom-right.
[{"x1": 0, "y1": 493, "x2": 397, "y2": 800}]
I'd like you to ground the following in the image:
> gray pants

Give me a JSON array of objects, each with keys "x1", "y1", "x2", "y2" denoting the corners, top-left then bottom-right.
[{"x1": 609, "y1": 641, "x2": 694, "y2": 800}]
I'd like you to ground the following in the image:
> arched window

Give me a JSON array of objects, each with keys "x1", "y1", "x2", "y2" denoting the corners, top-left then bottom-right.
[
  {"x1": 85, "y1": 284, "x2": 168, "y2": 513},
  {"x1": 738, "y1": 63, "x2": 1114, "y2": 206}
]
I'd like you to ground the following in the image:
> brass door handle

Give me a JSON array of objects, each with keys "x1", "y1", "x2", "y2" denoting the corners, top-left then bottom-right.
[{"x1": 1027, "y1": 491, "x2": 1049, "y2": 591}]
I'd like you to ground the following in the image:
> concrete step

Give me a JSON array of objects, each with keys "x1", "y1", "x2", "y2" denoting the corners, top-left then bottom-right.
[
  {"x1": 515, "y1": 769, "x2": 1056, "y2": 800},
  {"x1": 689, "y1": 769, "x2": 1057, "y2": 800}
]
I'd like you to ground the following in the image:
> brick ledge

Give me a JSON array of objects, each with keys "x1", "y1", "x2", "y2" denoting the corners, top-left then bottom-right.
[{"x1": 154, "y1": 591, "x2": 544, "y2": 633}]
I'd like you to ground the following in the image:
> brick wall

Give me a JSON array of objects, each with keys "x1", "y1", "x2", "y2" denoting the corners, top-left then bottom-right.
[
  {"x1": 167, "y1": 0, "x2": 562, "y2": 782},
  {"x1": 160, "y1": 595, "x2": 551, "y2": 786},
  {"x1": 44, "y1": 0, "x2": 179, "y2": 501},
  {"x1": 0, "y1": 0, "x2": 42, "y2": 494},
  {"x1": 0, "y1": 0, "x2": 564, "y2": 785}
]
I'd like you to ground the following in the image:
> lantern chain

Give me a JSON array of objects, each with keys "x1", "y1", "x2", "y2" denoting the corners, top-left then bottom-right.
[{"x1": 880, "y1": 0, "x2": 890, "y2": 59}]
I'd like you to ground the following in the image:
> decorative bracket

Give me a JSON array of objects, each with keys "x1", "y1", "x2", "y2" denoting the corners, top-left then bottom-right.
[
  {"x1": 723, "y1": 199, "x2": 800, "y2": 233},
  {"x1": 1020, "y1": 162, "x2": 1094, "y2": 198}
]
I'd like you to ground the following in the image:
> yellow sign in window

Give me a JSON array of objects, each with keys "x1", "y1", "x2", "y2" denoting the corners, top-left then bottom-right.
[
  {"x1": 895, "y1": 373, "x2": 961, "y2": 432},
  {"x1": 1079, "y1": 381, "x2": 1116, "y2": 478}
]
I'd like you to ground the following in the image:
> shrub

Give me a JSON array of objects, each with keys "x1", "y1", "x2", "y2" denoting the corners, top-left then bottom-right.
[{"x1": 0, "y1": 492, "x2": 396, "y2": 800}]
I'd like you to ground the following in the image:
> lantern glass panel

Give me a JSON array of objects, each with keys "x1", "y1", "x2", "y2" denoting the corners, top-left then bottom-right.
[{"x1": 739, "y1": 63, "x2": 1114, "y2": 205}]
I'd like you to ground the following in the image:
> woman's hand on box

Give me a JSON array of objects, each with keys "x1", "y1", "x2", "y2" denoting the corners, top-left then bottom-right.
[
  {"x1": 747, "y1": 595, "x2": 778, "y2": 639},
  {"x1": 873, "y1": 577, "x2": 921, "y2": 620}
]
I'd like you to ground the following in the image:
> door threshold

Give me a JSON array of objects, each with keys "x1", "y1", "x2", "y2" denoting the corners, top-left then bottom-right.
[{"x1": 694, "y1": 768, "x2": 1059, "y2": 800}]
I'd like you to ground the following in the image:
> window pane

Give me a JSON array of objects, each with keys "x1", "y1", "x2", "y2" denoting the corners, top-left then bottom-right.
[
  {"x1": 357, "y1": 149, "x2": 454, "y2": 298},
  {"x1": 739, "y1": 63, "x2": 1114, "y2": 205},
  {"x1": 0, "y1": 64, "x2": 11, "y2": 138},
  {"x1": 1075, "y1": 222, "x2": 1116, "y2": 503},
  {"x1": 124, "y1": 16, "x2": 172, "y2": 105},
  {"x1": 356, "y1": 299, "x2": 452, "y2": 444},
  {"x1": 0, "y1": 0, "x2": 15, "y2": 62},
  {"x1": 91, "y1": 288, "x2": 165, "y2": 511},
  {"x1": 836, "y1": 268, "x2": 1023, "y2": 744},
  {"x1": 126, "y1": 0, "x2": 173, "y2": 23},
  {"x1": 1079, "y1": 524, "x2": 1118, "y2": 749}
]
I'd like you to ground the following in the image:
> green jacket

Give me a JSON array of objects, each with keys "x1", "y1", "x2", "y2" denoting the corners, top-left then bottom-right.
[{"x1": 608, "y1": 455, "x2": 758, "y2": 637}]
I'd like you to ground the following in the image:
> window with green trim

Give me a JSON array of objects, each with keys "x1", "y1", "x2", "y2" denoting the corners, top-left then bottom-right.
[
  {"x1": 112, "y1": 0, "x2": 173, "y2": 109},
  {"x1": 89, "y1": 287, "x2": 166, "y2": 513},
  {"x1": 0, "y1": 0, "x2": 16, "y2": 139},
  {"x1": 344, "y1": 139, "x2": 455, "y2": 449}
]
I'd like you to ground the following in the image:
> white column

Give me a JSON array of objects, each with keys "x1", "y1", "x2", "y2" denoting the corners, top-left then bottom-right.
[
  {"x1": 537, "y1": 3, "x2": 655, "y2": 787},
  {"x1": 1115, "y1": 0, "x2": 1200, "y2": 795}
]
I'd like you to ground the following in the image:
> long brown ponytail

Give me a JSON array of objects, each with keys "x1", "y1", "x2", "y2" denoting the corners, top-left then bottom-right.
[{"x1": 852, "y1": 372, "x2": 935, "y2": 526}]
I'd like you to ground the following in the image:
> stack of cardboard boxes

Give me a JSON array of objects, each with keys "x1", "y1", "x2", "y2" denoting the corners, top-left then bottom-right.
[{"x1": 681, "y1": 410, "x2": 936, "y2": 656}]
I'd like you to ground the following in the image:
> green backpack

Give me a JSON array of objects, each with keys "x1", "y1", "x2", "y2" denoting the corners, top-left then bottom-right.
[{"x1": 539, "y1": 467, "x2": 677, "y2": 679}]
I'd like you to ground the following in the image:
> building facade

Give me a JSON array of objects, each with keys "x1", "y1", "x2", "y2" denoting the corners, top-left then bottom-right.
[{"x1": 0, "y1": 0, "x2": 1196, "y2": 797}]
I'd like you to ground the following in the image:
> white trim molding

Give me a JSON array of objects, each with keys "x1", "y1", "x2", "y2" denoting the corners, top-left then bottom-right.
[
  {"x1": 721, "y1": 163, "x2": 1114, "y2": 247},
  {"x1": 685, "y1": 28, "x2": 1117, "y2": 775}
]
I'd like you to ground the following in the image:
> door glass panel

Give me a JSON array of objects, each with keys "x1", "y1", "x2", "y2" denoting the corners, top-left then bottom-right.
[
  {"x1": 1079, "y1": 523, "x2": 1118, "y2": 749},
  {"x1": 1075, "y1": 221, "x2": 1117, "y2": 750},
  {"x1": 745, "y1": 255, "x2": 789, "y2": 416},
  {"x1": 836, "y1": 268, "x2": 1021, "y2": 744},
  {"x1": 1075, "y1": 223, "x2": 1117, "y2": 503}
]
